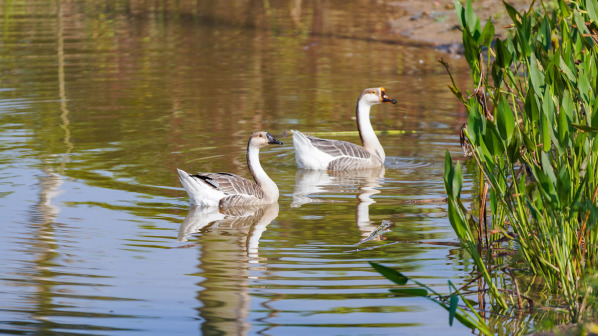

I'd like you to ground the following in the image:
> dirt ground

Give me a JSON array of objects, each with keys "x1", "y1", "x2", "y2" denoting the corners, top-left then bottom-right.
[{"x1": 387, "y1": 0, "x2": 534, "y2": 48}]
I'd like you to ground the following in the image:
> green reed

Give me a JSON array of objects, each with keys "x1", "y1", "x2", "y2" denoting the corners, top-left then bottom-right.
[
  {"x1": 369, "y1": 262, "x2": 494, "y2": 335},
  {"x1": 442, "y1": 0, "x2": 598, "y2": 323}
]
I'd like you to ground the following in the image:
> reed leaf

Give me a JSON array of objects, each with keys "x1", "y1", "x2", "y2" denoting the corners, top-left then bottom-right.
[{"x1": 445, "y1": 0, "x2": 598, "y2": 324}]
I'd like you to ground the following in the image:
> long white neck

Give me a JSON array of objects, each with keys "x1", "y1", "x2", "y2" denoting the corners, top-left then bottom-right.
[
  {"x1": 356, "y1": 99, "x2": 385, "y2": 164},
  {"x1": 247, "y1": 145, "x2": 279, "y2": 203}
]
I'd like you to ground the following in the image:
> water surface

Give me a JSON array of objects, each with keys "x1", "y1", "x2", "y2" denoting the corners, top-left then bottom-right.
[{"x1": 0, "y1": 1, "x2": 488, "y2": 335}]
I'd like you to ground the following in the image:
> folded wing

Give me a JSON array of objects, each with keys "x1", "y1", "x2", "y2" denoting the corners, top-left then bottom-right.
[
  {"x1": 305, "y1": 135, "x2": 371, "y2": 159},
  {"x1": 191, "y1": 172, "x2": 266, "y2": 206}
]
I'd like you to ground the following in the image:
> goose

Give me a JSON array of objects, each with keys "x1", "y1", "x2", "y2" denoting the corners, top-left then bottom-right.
[
  {"x1": 292, "y1": 87, "x2": 397, "y2": 170},
  {"x1": 177, "y1": 131, "x2": 283, "y2": 207}
]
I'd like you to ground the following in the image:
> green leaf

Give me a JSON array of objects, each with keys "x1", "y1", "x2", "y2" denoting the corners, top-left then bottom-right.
[
  {"x1": 463, "y1": 28, "x2": 481, "y2": 70},
  {"x1": 490, "y1": 188, "x2": 497, "y2": 215},
  {"x1": 571, "y1": 173, "x2": 589, "y2": 217},
  {"x1": 479, "y1": 19, "x2": 495, "y2": 47},
  {"x1": 467, "y1": 99, "x2": 485, "y2": 146},
  {"x1": 433, "y1": 300, "x2": 479, "y2": 330},
  {"x1": 448, "y1": 198, "x2": 470, "y2": 240},
  {"x1": 541, "y1": 152, "x2": 558, "y2": 194},
  {"x1": 479, "y1": 140, "x2": 494, "y2": 166},
  {"x1": 586, "y1": 0, "x2": 598, "y2": 24},
  {"x1": 503, "y1": 1, "x2": 521, "y2": 26},
  {"x1": 541, "y1": 113, "x2": 552, "y2": 152},
  {"x1": 444, "y1": 150, "x2": 454, "y2": 197},
  {"x1": 389, "y1": 288, "x2": 429, "y2": 297},
  {"x1": 526, "y1": 197, "x2": 541, "y2": 221},
  {"x1": 539, "y1": 15, "x2": 552, "y2": 51},
  {"x1": 495, "y1": 38, "x2": 513, "y2": 68},
  {"x1": 578, "y1": 68, "x2": 592, "y2": 105},
  {"x1": 556, "y1": 164, "x2": 571, "y2": 206},
  {"x1": 542, "y1": 88, "x2": 555, "y2": 123},
  {"x1": 507, "y1": 134, "x2": 521, "y2": 163},
  {"x1": 492, "y1": 62, "x2": 504, "y2": 88},
  {"x1": 521, "y1": 125, "x2": 537, "y2": 150},
  {"x1": 524, "y1": 87, "x2": 540, "y2": 123},
  {"x1": 454, "y1": 0, "x2": 466, "y2": 28},
  {"x1": 559, "y1": 55, "x2": 577, "y2": 84},
  {"x1": 557, "y1": 0, "x2": 571, "y2": 17},
  {"x1": 449, "y1": 294, "x2": 459, "y2": 326},
  {"x1": 485, "y1": 123, "x2": 506, "y2": 157},
  {"x1": 557, "y1": 108, "x2": 571, "y2": 149},
  {"x1": 444, "y1": 151, "x2": 463, "y2": 199},
  {"x1": 454, "y1": 161, "x2": 463, "y2": 198},
  {"x1": 571, "y1": 123, "x2": 598, "y2": 132},
  {"x1": 529, "y1": 53, "x2": 546, "y2": 97},
  {"x1": 520, "y1": 11, "x2": 531, "y2": 40},
  {"x1": 515, "y1": 25, "x2": 532, "y2": 57},
  {"x1": 561, "y1": 90, "x2": 575, "y2": 120},
  {"x1": 369, "y1": 262, "x2": 408, "y2": 285},
  {"x1": 496, "y1": 95, "x2": 515, "y2": 142},
  {"x1": 530, "y1": 156, "x2": 559, "y2": 207},
  {"x1": 465, "y1": 0, "x2": 477, "y2": 33},
  {"x1": 574, "y1": 10, "x2": 591, "y2": 36}
]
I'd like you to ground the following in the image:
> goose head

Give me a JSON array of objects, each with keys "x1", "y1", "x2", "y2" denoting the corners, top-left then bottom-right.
[
  {"x1": 359, "y1": 87, "x2": 397, "y2": 105},
  {"x1": 249, "y1": 131, "x2": 284, "y2": 149}
]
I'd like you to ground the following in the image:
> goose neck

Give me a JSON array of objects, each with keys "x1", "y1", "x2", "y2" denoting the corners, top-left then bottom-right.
[
  {"x1": 356, "y1": 99, "x2": 384, "y2": 162},
  {"x1": 247, "y1": 144, "x2": 279, "y2": 202}
]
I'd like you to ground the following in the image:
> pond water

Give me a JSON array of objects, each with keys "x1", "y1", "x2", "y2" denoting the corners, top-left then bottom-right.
[{"x1": 0, "y1": 1, "x2": 509, "y2": 335}]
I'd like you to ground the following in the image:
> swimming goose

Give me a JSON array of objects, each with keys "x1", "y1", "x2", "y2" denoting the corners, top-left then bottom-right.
[
  {"x1": 292, "y1": 87, "x2": 397, "y2": 170},
  {"x1": 177, "y1": 131, "x2": 283, "y2": 207}
]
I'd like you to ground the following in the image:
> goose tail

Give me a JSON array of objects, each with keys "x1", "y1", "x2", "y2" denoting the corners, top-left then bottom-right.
[
  {"x1": 177, "y1": 168, "x2": 222, "y2": 207},
  {"x1": 291, "y1": 130, "x2": 313, "y2": 152},
  {"x1": 291, "y1": 130, "x2": 330, "y2": 170}
]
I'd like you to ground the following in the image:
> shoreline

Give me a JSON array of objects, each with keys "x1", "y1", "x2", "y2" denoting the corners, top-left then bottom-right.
[{"x1": 386, "y1": 0, "x2": 534, "y2": 50}]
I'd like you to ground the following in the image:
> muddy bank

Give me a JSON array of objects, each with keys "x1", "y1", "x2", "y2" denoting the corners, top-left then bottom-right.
[{"x1": 384, "y1": 0, "x2": 533, "y2": 50}]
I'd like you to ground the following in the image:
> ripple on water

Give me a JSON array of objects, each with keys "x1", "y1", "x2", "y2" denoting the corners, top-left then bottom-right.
[
  {"x1": 0, "y1": 1, "x2": 483, "y2": 334},
  {"x1": 384, "y1": 156, "x2": 433, "y2": 171}
]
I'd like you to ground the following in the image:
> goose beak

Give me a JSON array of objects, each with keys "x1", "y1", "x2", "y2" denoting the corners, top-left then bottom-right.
[
  {"x1": 266, "y1": 133, "x2": 283, "y2": 145},
  {"x1": 381, "y1": 91, "x2": 397, "y2": 104}
]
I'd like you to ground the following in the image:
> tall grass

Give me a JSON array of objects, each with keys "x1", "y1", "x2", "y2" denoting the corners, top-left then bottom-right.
[{"x1": 442, "y1": 0, "x2": 598, "y2": 323}]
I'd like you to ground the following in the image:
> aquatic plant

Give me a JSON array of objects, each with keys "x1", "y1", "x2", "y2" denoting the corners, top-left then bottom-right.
[
  {"x1": 369, "y1": 262, "x2": 494, "y2": 335},
  {"x1": 441, "y1": 0, "x2": 598, "y2": 325}
]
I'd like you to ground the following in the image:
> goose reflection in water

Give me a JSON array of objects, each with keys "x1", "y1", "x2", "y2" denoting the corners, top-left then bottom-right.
[
  {"x1": 292, "y1": 166, "x2": 386, "y2": 239},
  {"x1": 178, "y1": 203, "x2": 279, "y2": 335},
  {"x1": 178, "y1": 202, "x2": 279, "y2": 263}
]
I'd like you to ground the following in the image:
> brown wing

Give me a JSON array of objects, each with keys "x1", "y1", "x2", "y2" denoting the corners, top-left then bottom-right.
[
  {"x1": 327, "y1": 156, "x2": 377, "y2": 171},
  {"x1": 192, "y1": 172, "x2": 265, "y2": 200},
  {"x1": 219, "y1": 194, "x2": 266, "y2": 207},
  {"x1": 305, "y1": 135, "x2": 371, "y2": 159}
]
